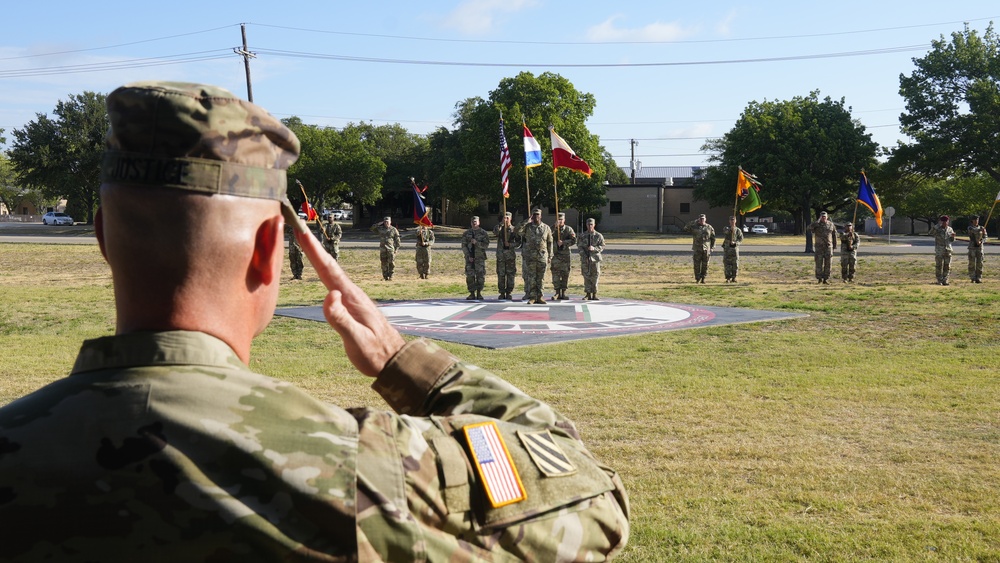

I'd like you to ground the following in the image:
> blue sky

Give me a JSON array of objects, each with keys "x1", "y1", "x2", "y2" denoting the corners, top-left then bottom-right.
[{"x1": 1, "y1": 1, "x2": 996, "y2": 170}]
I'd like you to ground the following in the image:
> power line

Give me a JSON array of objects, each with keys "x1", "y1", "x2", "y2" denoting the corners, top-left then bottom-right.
[
  {"x1": 0, "y1": 50, "x2": 235, "y2": 78},
  {"x1": 0, "y1": 25, "x2": 238, "y2": 61}
]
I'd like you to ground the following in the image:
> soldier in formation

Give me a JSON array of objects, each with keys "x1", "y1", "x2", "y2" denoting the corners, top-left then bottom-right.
[
  {"x1": 967, "y1": 215, "x2": 987, "y2": 283},
  {"x1": 578, "y1": 217, "x2": 605, "y2": 300},
  {"x1": 414, "y1": 224, "x2": 435, "y2": 279},
  {"x1": 321, "y1": 215, "x2": 342, "y2": 261},
  {"x1": 684, "y1": 214, "x2": 716, "y2": 283},
  {"x1": 461, "y1": 215, "x2": 489, "y2": 300},
  {"x1": 493, "y1": 212, "x2": 521, "y2": 300},
  {"x1": 370, "y1": 215, "x2": 401, "y2": 281},
  {"x1": 808, "y1": 211, "x2": 838, "y2": 284},
  {"x1": 288, "y1": 224, "x2": 304, "y2": 280},
  {"x1": 839, "y1": 222, "x2": 860, "y2": 282},
  {"x1": 721, "y1": 215, "x2": 743, "y2": 283},
  {"x1": 929, "y1": 215, "x2": 956, "y2": 285},
  {"x1": 0, "y1": 81, "x2": 630, "y2": 561},
  {"x1": 518, "y1": 208, "x2": 554, "y2": 304},
  {"x1": 550, "y1": 212, "x2": 577, "y2": 300}
]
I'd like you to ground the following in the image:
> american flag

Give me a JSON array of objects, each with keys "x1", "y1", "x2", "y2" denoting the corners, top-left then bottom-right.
[
  {"x1": 499, "y1": 117, "x2": 512, "y2": 198},
  {"x1": 465, "y1": 422, "x2": 525, "y2": 507}
]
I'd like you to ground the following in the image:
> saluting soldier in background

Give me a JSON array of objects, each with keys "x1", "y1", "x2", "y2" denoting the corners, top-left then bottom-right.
[
  {"x1": 462, "y1": 216, "x2": 490, "y2": 300},
  {"x1": 684, "y1": 214, "x2": 716, "y2": 283},
  {"x1": 494, "y1": 212, "x2": 521, "y2": 300},
  {"x1": 550, "y1": 212, "x2": 577, "y2": 300},
  {"x1": 967, "y1": 215, "x2": 987, "y2": 283},
  {"x1": 415, "y1": 224, "x2": 435, "y2": 279},
  {"x1": 839, "y1": 222, "x2": 860, "y2": 282},
  {"x1": 519, "y1": 208, "x2": 554, "y2": 304},
  {"x1": 578, "y1": 217, "x2": 605, "y2": 300},
  {"x1": 721, "y1": 215, "x2": 743, "y2": 283},
  {"x1": 370, "y1": 216, "x2": 401, "y2": 281},
  {"x1": 808, "y1": 211, "x2": 838, "y2": 284},
  {"x1": 929, "y1": 214, "x2": 956, "y2": 285}
]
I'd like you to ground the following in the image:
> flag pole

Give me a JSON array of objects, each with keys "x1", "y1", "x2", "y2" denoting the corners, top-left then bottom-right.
[
  {"x1": 734, "y1": 167, "x2": 741, "y2": 217},
  {"x1": 552, "y1": 167, "x2": 561, "y2": 244},
  {"x1": 985, "y1": 199, "x2": 998, "y2": 232}
]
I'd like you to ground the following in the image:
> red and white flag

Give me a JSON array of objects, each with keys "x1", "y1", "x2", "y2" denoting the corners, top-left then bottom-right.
[{"x1": 549, "y1": 126, "x2": 592, "y2": 177}]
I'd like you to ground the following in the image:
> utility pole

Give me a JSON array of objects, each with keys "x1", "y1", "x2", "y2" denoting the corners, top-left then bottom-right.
[
  {"x1": 234, "y1": 23, "x2": 256, "y2": 102},
  {"x1": 629, "y1": 139, "x2": 640, "y2": 184}
]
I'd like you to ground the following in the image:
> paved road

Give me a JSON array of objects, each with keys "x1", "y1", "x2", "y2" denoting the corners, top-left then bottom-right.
[{"x1": 2, "y1": 223, "x2": 996, "y2": 255}]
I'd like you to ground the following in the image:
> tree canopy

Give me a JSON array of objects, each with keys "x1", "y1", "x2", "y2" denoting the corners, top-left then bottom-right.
[
  {"x1": 898, "y1": 24, "x2": 1000, "y2": 183},
  {"x1": 9, "y1": 92, "x2": 108, "y2": 223},
  {"x1": 436, "y1": 72, "x2": 623, "y2": 220},
  {"x1": 697, "y1": 91, "x2": 878, "y2": 244}
]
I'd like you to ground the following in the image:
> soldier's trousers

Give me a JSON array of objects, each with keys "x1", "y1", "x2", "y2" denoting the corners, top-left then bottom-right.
[
  {"x1": 581, "y1": 257, "x2": 601, "y2": 294},
  {"x1": 723, "y1": 248, "x2": 739, "y2": 280},
  {"x1": 935, "y1": 250, "x2": 952, "y2": 282},
  {"x1": 324, "y1": 240, "x2": 340, "y2": 261},
  {"x1": 380, "y1": 249, "x2": 396, "y2": 279},
  {"x1": 550, "y1": 254, "x2": 572, "y2": 292},
  {"x1": 416, "y1": 247, "x2": 431, "y2": 276},
  {"x1": 968, "y1": 248, "x2": 984, "y2": 280},
  {"x1": 496, "y1": 251, "x2": 517, "y2": 293},
  {"x1": 289, "y1": 248, "x2": 304, "y2": 279},
  {"x1": 465, "y1": 259, "x2": 485, "y2": 292},
  {"x1": 814, "y1": 250, "x2": 832, "y2": 280},
  {"x1": 523, "y1": 259, "x2": 547, "y2": 299},
  {"x1": 692, "y1": 250, "x2": 710, "y2": 280},
  {"x1": 841, "y1": 251, "x2": 857, "y2": 280}
]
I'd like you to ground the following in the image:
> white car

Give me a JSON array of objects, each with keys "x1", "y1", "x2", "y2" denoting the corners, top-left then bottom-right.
[
  {"x1": 42, "y1": 212, "x2": 74, "y2": 226},
  {"x1": 751, "y1": 224, "x2": 769, "y2": 234}
]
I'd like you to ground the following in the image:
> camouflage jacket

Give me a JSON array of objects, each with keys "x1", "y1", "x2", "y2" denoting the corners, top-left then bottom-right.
[
  {"x1": 0, "y1": 331, "x2": 629, "y2": 562},
  {"x1": 493, "y1": 224, "x2": 522, "y2": 256},
  {"x1": 684, "y1": 221, "x2": 716, "y2": 252},
  {"x1": 809, "y1": 221, "x2": 838, "y2": 251},
  {"x1": 577, "y1": 230, "x2": 605, "y2": 262},
  {"x1": 968, "y1": 225, "x2": 987, "y2": 249},
  {"x1": 323, "y1": 221, "x2": 343, "y2": 242},
  {"x1": 930, "y1": 224, "x2": 955, "y2": 252},
  {"x1": 721, "y1": 226, "x2": 743, "y2": 249},
  {"x1": 840, "y1": 231, "x2": 860, "y2": 252},
  {"x1": 461, "y1": 227, "x2": 490, "y2": 261},
  {"x1": 370, "y1": 224, "x2": 401, "y2": 252},
  {"x1": 518, "y1": 221, "x2": 554, "y2": 262},
  {"x1": 553, "y1": 225, "x2": 577, "y2": 256},
  {"x1": 416, "y1": 227, "x2": 435, "y2": 247}
]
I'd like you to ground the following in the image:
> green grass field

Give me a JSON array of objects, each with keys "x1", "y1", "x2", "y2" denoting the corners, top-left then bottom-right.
[{"x1": 1, "y1": 241, "x2": 998, "y2": 561}]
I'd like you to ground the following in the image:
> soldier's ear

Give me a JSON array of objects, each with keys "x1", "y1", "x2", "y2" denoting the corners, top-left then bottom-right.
[{"x1": 250, "y1": 215, "x2": 283, "y2": 287}]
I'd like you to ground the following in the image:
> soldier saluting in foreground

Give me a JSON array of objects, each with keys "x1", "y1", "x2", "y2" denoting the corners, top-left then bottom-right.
[{"x1": 0, "y1": 82, "x2": 629, "y2": 561}]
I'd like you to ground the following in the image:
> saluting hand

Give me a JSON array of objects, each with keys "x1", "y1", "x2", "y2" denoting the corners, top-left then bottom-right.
[{"x1": 296, "y1": 227, "x2": 405, "y2": 378}]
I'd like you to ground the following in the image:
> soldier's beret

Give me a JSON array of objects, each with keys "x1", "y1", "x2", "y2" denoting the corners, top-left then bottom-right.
[
  {"x1": 940, "y1": 215, "x2": 949, "y2": 222},
  {"x1": 101, "y1": 81, "x2": 304, "y2": 232}
]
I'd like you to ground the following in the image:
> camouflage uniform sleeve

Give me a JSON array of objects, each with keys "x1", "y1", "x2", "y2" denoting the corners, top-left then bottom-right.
[{"x1": 708, "y1": 226, "x2": 716, "y2": 249}]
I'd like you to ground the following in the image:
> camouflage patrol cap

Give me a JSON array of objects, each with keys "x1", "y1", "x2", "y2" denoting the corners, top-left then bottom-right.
[
  {"x1": 820, "y1": 211, "x2": 828, "y2": 217},
  {"x1": 557, "y1": 212, "x2": 566, "y2": 219},
  {"x1": 471, "y1": 216, "x2": 480, "y2": 222},
  {"x1": 101, "y1": 81, "x2": 307, "y2": 233},
  {"x1": 698, "y1": 214, "x2": 706, "y2": 219},
  {"x1": 532, "y1": 208, "x2": 542, "y2": 215},
  {"x1": 384, "y1": 216, "x2": 392, "y2": 221},
  {"x1": 586, "y1": 218, "x2": 595, "y2": 225},
  {"x1": 504, "y1": 212, "x2": 512, "y2": 218}
]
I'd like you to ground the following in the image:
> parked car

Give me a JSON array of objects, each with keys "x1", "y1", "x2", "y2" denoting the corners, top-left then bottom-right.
[
  {"x1": 751, "y1": 224, "x2": 769, "y2": 234},
  {"x1": 42, "y1": 212, "x2": 74, "y2": 226}
]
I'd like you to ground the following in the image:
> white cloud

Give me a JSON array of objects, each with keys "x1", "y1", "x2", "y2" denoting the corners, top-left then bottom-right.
[
  {"x1": 715, "y1": 9, "x2": 739, "y2": 36},
  {"x1": 586, "y1": 15, "x2": 699, "y2": 42},
  {"x1": 439, "y1": 0, "x2": 537, "y2": 35}
]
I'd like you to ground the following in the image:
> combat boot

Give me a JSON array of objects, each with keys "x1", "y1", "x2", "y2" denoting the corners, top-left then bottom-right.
[
  {"x1": 561, "y1": 289, "x2": 568, "y2": 300},
  {"x1": 466, "y1": 293, "x2": 476, "y2": 300},
  {"x1": 476, "y1": 291, "x2": 483, "y2": 300},
  {"x1": 591, "y1": 293, "x2": 599, "y2": 300},
  {"x1": 536, "y1": 296, "x2": 547, "y2": 304}
]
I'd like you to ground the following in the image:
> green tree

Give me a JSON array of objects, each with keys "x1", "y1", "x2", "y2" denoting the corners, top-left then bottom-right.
[
  {"x1": 9, "y1": 92, "x2": 107, "y2": 224},
  {"x1": 441, "y1": 72, "x2": 621, "y2": 220},
  {"x1": 283, "y1": 118, "x2": 385, "y2": 219},
  {"x1": 346, "y1": 122, "x2": 430, "y2": 223},
  {"x1": 0, "y1": 153, "x2": 21, "y2": 214},
  {"x1": 697, "y1": 91, "x2": 878, "y2": 249},
  {"x1": 898, "y1": 24, "x2": 1000, "y2": 183}
]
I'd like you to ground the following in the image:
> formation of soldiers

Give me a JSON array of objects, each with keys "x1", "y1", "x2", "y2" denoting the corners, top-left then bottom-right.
[{"x1": 291, "y1": 210, "x2": 991, "y2": 292}]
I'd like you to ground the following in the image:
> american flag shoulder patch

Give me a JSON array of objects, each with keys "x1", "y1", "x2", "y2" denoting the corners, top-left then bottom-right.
[
  {"x1": 463, "y1": 421, "x2": 526, "y2": 508},
  {"x1": 517, "y1": 430, "x2": 578, "y2": 477}
]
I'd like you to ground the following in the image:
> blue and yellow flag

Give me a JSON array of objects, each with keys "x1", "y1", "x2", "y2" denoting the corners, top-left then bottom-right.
[{"x1": 857, "y1": 171, "x2": 883, "y2": 228}]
